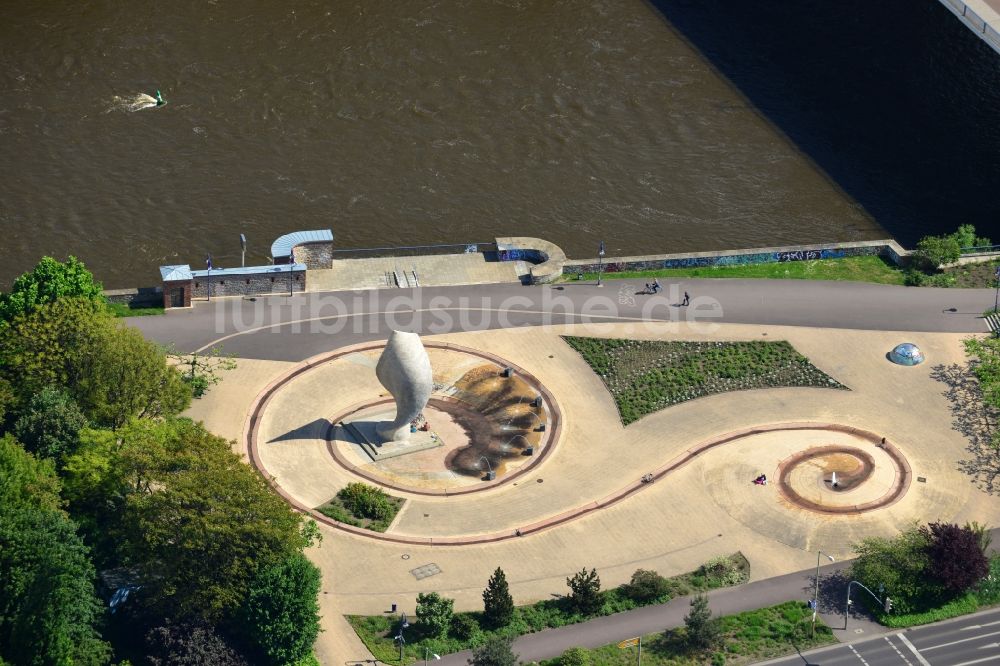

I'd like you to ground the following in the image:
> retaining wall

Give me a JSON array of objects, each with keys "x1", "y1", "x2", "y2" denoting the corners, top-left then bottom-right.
[
  {"x1": 565, "y1": 239, "x2": 909, "y2": 275},
  {"x1": 103, "y1": 286, "x2": 163, "y2": 307}
]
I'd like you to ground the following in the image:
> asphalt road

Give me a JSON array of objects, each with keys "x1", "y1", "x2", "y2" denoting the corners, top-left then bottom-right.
[
  {"x1": 132, "y1": 278, "x2": 997, "y2": 361},
  {"x1": 763, "y1": 605, "x2": 1000, "y2": 666}
]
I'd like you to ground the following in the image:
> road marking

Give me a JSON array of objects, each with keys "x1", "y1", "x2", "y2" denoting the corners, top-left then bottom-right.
[
  {"x1": 980, "y1": 643, "x2": 1000, "y2": 650},
  {"x1": 962, "y1": 620, "x2": 1000, "y2": 631},
  {"x1": 849, "y1": 644, "x2": 872, "y2": 666},
  {"x1": 949, "y1": 656, "x2": 1000, "y2": 666},
  {"x1": 898, "y1": 634, "x2": 932, "y2": 666},
  {"x1": 884, "y1": 636, "x2": 914, "y2": 666},
  {"x1": 922, "y1": 629, "x2": 1000, "y2": 651}
]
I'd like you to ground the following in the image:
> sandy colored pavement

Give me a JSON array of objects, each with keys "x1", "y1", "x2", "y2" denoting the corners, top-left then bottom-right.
[{"x1": 185, "y1": 321, "x2": 1000, "y2": 664}]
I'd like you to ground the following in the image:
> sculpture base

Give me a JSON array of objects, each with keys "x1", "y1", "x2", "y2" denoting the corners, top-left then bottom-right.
[{"x1": 346, "y1": 409, "x2": 443, "y2": 460}]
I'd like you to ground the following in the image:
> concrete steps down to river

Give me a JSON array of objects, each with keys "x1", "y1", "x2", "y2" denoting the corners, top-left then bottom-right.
[{"x1": 306, "y1": 253, "x2": 528, "y2": 292}]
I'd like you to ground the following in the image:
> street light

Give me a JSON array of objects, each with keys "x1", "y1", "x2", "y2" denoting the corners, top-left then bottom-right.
[
  {"x1": 993, "y1": 265, "x2": 999, "y2": 315},
  {"x1": 240, "y1": 233, "x2": 247, "y2": 268},
  {"x1": 597, "y1": 240, "x2": 606, "y2": 287},
  {"x1": 395, "y1": 612, "x2": 409, "y2": 664},
  {"x1": 424, "y1": 647, "x2": 441, "y2": 666},
  {"x1": 812, "y1": 551, "x2": 834, "y2": 636},
  {"x1": 206, "y1": 254, "x2": 213, "y2": 301}
]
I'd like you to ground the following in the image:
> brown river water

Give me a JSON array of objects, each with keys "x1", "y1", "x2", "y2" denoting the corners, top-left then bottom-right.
[{"x1": 1, "y1": 0, "x2": 998, "y2": 288}]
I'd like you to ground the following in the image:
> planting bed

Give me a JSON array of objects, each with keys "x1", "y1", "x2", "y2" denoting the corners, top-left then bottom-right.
[{"x1": 562, "y1": 337, "x2": 845, "y2": 425}]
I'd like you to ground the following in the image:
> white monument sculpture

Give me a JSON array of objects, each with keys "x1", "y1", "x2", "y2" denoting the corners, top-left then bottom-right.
[{"x1": 375, "y1": 330, "x2": 433, "y2": 442}]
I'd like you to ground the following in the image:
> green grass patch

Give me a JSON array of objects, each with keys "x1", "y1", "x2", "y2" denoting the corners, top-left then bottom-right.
[
  {"x1": 537, "y1": 601, "x2": 836, "y2": 666},
  {"x1": 315, "y1": 482, "x2": 404, "y2": 533},
  {"x1": 562, "y1": 337, "x2": 845, "y2": 425},
  {"x1": 106, "y1": 302, "x2": 165, "y2": 317},
  {"x1": 346, "y1": 555, "x2": 749, "y2": 663},
  {"x1": 560, "y1": 255, "x2": 905, "y2": 285}
]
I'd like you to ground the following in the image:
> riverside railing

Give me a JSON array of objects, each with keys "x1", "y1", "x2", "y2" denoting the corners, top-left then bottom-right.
[{"x1": 329, "y1": 242, "x2": 499, "y2": 260}]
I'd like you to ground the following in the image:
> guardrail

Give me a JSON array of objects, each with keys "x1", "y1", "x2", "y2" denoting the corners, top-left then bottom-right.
[
  {"x1": 961, "y1": 244, "x2": 1000, "y2": 255},
  {"x1": 330, "y1": 242, "x2": 498, "y2": 260}
]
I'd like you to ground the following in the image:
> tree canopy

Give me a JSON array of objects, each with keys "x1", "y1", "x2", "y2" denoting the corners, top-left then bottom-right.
[
  {"x1": 14, "y1": 387, "x2": 88, "y2": 465},
  {"x1": 237, "y1": 552, "x2": 322, "y2": 665},
  {"x1": 0, "y1": 256, "x2": 103, "y2": 323},
  {"x1": 0, "y1": 436, "x2": 110, "y2": 666},
  {"x1": 64, "y1": 417, "x2": 306, "y2": 620},
  {"x1": 923, "y1": 522, "x2": 989, "y2": 594},
  {"x1": 0, "y1": 298, "x2": 190, "y2": 427}
]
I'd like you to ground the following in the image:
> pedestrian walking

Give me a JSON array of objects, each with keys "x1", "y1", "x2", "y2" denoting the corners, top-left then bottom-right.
[
  {"x1": 682, "y1": 291, "x2": 690, "y2": 306},
  {"x1": 653, "y1": 278, "x2": 662, "y2": 293}
]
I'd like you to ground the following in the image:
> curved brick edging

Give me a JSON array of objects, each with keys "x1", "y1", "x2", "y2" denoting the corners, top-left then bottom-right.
[
  {"x1": 245, "y1": 348, "x2": 914, "y2": 545},
  {"x1": 777, "y1": 440, "x2": 911, "y2": 515}
]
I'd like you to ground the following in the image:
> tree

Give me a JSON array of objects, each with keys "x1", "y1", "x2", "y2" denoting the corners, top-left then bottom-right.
[
  {"x1": 952, "y1": 224, "x2": 991, "y2": 250},
  {"x1": 0, "y1": 297, "x2": 113, "y2": 404},
  {"x1": 0, "y1": 435, "x2": 110, "y2": 666},
  {"x1": 74, "y1": 323, "x2": 191, "y2": 428},
  {"x1": 623, "y1": 569, "x2": 671, "y2": 604},
  {"x1": 469, "y1": 634, "x2": 518, "y2": 666},
  {"x1": 0, "y1": 298, "x2": 191, "y2": 427},
  {"x1": 482, "y1": 567, "x2": 515, "y2": 629},
  {"x1": 914, "y1": 234, "x2": 961, "y2": 271},
  {"x1": 63, "y1": 418, "x2": 306, "y2": 621},
  {"x1": 145, "y1": 621, "x2": 248, "y2": 666},
  {"x1": 236, "y1": 552, "x2": 321, "y2": 665},
  {"x1": 923, "y1": 522, "x2": 990, "y2": 594},
  {"x1": 850, "y1": 525, "x2": 940, "y2": 613},
  {"x1": 0, "y1": 256, "x2": 103, "y2": 323},
  {"x1": 166, "y1": 345, "x2": 237, "y2": 398},
  {"x1": 416, "y1": 592, "x2": 454, "y2": 638},
  {"x1": 566, "y1": 568, "x2": 602, "y2": 616},
  {"x1": 13, "y1": 387, "x2": 88, "y2": 464},
  {"x1": 683, "y1": 593, "x2": 720, "y2": 651}
]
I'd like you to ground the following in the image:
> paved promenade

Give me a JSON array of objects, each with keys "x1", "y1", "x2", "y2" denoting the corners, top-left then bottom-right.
[
  {"x1": 140, "y1": 277, "x2": 1000, "y2": 665},
  {"x1": 133, "y1": 278, "x2": 996, "y2": 361}
]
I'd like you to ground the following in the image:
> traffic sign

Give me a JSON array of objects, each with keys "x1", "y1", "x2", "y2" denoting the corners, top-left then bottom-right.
[{"x1": 617, "y1": 637, "x2": 640, "y2": 649}]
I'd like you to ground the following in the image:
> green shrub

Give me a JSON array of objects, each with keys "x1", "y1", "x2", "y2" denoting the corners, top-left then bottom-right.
[
  {"x1": 903, "y1": 268, "x2": 925, "y2": 286},
  {"x1": 450, "y1": 613, "x2": 480, "y2": 640},
  {"x1": 700, "y1": 556, "x2": 748, "y2": 588},
  {"x1": 417, "y1": 592, "x2": 454, "y2": 638},
  {"x1": 559, "y1": 647, "x2": 591, "y2": 666},
  {"x1": 915, "y1": 234, "x2": 961, "y2": 270},
  {"x1": 338, "y1": 482, "x2": 394, "y2": 521},
  {"x1": 623, "y1": 569, "x2": 671, "y2": 603}
]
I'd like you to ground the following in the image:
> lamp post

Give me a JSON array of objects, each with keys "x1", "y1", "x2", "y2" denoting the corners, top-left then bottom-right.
[
  {"x1": 395, "y1": 612, "x2": 409, "y2": 664},
  {"x1": 424, "y1": 647, "x2": 440, "y2": 666},
  {"x1": 597, "y1": 240, "x2": 606, "y2": 287},
  {"x1": 812, "y1": 551, "x2": 834, "y2": 636},
  {"x1": 240, "y1": 233, "x2": 247, "y2": 268},
  {"x1": 993, "y1": 265, "x2": 999, "y2": 315},
  {"x1": 206, "y1": 254, "x2": 213, "y2": 301}
]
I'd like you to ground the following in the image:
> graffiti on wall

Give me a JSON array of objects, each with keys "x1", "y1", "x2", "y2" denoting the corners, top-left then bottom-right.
[{"x1": 568, "y1": 245, "x2": 882, "y2": 274}]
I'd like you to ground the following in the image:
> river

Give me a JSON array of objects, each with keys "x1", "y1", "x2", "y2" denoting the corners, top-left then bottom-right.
[{"x1": 1, "y1": 0, "x2": 997, "y2": 288}]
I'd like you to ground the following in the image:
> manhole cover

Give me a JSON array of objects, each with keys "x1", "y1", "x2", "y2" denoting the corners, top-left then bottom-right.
[{"x1": 410, "y1": 563, "x2": 442, "y2": 580}]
